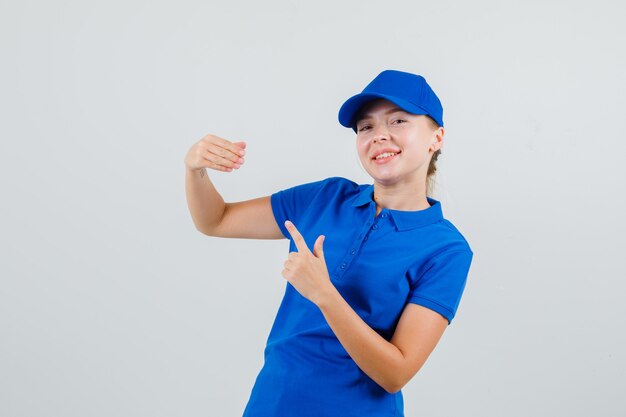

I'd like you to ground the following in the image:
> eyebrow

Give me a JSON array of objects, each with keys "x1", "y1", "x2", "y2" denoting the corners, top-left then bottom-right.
[{"x1": 356, "y1": 106, "x2": 406, "y2": 122}]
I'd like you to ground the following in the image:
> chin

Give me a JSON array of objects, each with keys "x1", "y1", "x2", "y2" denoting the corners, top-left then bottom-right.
[{"x1": 370, "y1": 173, "x2": 402, "y2": 186}]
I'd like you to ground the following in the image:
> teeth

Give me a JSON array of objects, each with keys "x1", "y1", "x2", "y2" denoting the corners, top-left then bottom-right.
[{"x1": 375, "y1": 152, "x2": 397, "y2": 160}]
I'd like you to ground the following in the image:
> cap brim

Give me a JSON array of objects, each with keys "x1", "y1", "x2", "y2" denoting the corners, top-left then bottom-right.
[{"x1": 338, "y1": 93, "x2": 429, "y2": 130}]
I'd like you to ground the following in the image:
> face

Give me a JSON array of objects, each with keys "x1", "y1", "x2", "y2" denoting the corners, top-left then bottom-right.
[{"x1": 354, "y1": 98, "x2": 444, "y2": 188}]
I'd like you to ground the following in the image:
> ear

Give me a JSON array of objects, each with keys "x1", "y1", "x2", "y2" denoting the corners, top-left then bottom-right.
[
  {"x1": 431, "y1": 127, "x2": 444, "y2": 152},
  {"x1": 437, "y1": 127, "x2": 445, "y2": 140}
]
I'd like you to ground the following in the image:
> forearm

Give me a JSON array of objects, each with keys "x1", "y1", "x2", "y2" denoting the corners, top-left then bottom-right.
[
  {"x1": 316, "y1": 286, "x2": 406, "y2": 393},
  {"x1": 184, "y1": 167, "x2": 225, "y2": 234}
]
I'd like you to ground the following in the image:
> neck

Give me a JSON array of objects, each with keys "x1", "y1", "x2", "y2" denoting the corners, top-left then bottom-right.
[{"x1": 373, "y1": 183, "x2": 430, "y2": 212}]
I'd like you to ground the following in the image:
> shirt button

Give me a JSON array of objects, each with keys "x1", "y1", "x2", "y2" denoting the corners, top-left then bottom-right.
[
  {"x1": 364, "y1": 236, "x2": 368, "y2": 241},
  {"x1": 341, "y1": 263, "x2": 346, "y2": 269},
  {"x1": 382, "y1": 213, "x2": 387, "y2": 218},
  {"x1": 350, "y1": 249, "x2": 356, "y2": 255},
  {"x1": 372, "y1": 224, "x2": 378, "y2": 229}
]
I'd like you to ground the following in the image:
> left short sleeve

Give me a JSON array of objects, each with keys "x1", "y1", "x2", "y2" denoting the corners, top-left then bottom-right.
[
  {"x1": 407, "y1": 250, "x2": 474, "y2": 325},
  {"x1": 270, "y1": 178, "x2": 329, "y2": 239}
]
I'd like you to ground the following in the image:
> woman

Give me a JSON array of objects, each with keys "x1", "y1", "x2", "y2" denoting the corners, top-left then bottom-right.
[{"x1": 184, "y1": 69, "x2": 474, "y2": 417}]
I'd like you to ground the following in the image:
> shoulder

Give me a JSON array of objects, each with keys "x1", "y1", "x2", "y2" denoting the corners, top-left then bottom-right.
[
  {"x1": 437, "y1": 219, "x2": 473, "y2": 254},
  {"x1": 318, "y1": 176, "x2": 370, "y2": 202},
  {"x1": 421, "y1": 199, "x2": 473, "y2": 255},
  {"x1": 271, "y1": 176, "x2": 363, "y2": 206},
  {"x1": 304, "y1": 176, "x2": 364, "y2": 196},
  {"x1": 320, "y1": 176, "x2": 359, "y2": 188},
  {"x1": 275, "y1": 176, "x2": 357, "y2": 191}
]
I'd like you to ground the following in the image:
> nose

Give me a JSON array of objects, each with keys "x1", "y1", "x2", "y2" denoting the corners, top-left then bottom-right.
[{"x1": 372, "y1": 124, "x2": 389, "y2": 143}]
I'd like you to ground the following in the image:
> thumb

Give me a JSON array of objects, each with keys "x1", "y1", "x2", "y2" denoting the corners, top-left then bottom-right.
[{"x1": 314, "y1": 235, "x2": 325, "y2": 260}]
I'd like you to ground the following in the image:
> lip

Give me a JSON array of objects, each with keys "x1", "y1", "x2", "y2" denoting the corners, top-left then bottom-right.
[
  {"x1": 371, "y1": 148, "x2": 402, "y2": 160},
  {"x1": 372, "y1": 153, "x2": 400, "y2": 164}
]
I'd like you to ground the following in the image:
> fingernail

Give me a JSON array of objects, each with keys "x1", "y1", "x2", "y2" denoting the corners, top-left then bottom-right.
[{"x1": 239, "y1": 149, "x2": 246, "y2": 156}]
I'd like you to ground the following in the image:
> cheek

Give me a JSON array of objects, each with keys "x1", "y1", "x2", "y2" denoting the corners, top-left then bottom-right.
[{"x1": 356, "y1": 142, "x2": 368, "y2": 158}]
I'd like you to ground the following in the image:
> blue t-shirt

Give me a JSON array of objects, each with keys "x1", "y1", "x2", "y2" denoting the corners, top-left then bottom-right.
[{"x1": 242, "y1": 176, "x2": 473, "y2": 417}]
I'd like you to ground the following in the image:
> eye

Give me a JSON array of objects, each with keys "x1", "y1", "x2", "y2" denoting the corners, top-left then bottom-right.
[
  {"x1": 393, "y1": 119, "x2": 407, "y2": 125},
  {"x1": 357, "y1": 125, "x2": 371, "y2": 132}
]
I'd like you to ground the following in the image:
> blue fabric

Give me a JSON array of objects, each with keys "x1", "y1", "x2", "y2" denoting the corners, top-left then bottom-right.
[
  {"x1": 242, "y1": 176, "x2": 473, "y2": 417},
  {"x1": 338, "y1": 70, "x2": 445, "y2": 130}
]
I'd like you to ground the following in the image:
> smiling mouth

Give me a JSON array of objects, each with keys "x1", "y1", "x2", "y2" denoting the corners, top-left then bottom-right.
[{"x1": 372, "y1": 151, "x2": 401, "y2": 161}]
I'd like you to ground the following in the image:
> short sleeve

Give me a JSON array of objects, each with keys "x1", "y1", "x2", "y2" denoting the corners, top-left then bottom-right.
[
  {"x1": 270, "y1": 178, "x2": 329, "y2": 239},
  {"x1": 407, "y1": 250, "x2": 474, "y2": 325}
]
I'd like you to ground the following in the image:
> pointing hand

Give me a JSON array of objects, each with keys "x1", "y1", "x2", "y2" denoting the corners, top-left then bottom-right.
[{"x1": 282, "y1": 220, "x2": 334, "y2": 306}]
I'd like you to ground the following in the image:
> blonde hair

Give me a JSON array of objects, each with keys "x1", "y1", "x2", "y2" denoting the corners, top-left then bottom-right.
[{"x1": 425, "y1": 116, "x2": 442, "y2": 197}]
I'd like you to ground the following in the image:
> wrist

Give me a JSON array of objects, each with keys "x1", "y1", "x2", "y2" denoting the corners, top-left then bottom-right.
[
  {"x1": 186, "y1": 166, "x2": 206, "y2": 176},
  {"x1": 314, "y1": 282, "x2": 340, "y2": 310}
]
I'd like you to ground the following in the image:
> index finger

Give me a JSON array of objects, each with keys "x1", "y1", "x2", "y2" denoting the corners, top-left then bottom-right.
[
  {"x1": 205, "y1": 134, "x2": 246, "y2": 156},
  {"x1": 284, "y1": 220, "x2": 310, "y2": 254}
]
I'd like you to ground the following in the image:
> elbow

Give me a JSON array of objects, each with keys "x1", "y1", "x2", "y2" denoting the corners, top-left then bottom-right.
[
  {"x1": 195, "y1": 224, "x2": 215, "y2": 236},
  {"x1": 380, "y1": 376, "x2": 409, "y2": 395},
  {"x1": 381, "y1": 366, "x2": 422, "y2": 394},
  {"x1": 383, "y1": 385, "x2": 401, "y2": 395},
  {"x1": 193, "y1": 218, "x2": 219, "y2": 236},
  {"x1": 382, "y1": 381, "x2": 404, "y2": 395}
]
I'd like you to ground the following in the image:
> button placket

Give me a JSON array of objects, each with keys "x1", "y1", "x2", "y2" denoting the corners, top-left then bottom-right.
[{"x1": 334, "y1": 219, "x2": 372, "y2": 280}]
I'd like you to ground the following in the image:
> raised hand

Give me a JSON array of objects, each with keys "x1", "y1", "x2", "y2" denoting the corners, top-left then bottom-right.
[{"x1": 184, "y1": 134, "x2": 246, "y2": 173}]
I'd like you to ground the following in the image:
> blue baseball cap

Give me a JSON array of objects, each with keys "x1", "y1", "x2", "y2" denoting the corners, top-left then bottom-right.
[{"x1": 338, "y1": 69, "x2": 444, "y2": 131}]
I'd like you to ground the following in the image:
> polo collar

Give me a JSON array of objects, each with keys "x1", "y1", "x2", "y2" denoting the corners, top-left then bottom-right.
[{"x1": 351, "y1": 184, "x2": 443, "y2": 230}]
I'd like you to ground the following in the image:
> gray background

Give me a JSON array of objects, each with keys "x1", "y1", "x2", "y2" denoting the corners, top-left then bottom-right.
[{"x1": 1, "y1": 0, "x2": 625, "y2": 416}]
